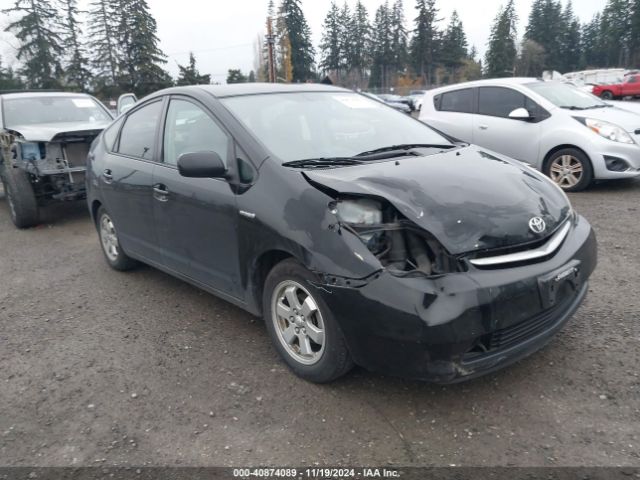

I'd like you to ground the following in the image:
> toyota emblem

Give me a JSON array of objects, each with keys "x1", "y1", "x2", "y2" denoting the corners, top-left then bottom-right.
[{"x1": 529, "y1": 217, "x2": 546, "y2": 234}]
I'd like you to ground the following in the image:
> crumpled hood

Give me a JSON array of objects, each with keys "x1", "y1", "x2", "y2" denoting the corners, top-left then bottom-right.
[
  {"x1": 304, "y1": 146, "x2": 572, "y2": 255},
  {"x1": 573, "y1": 106, "x2": 640, "y2": 133},
  {"x1": 6, "y1": 121, "x2": 111, "y2": 142}
]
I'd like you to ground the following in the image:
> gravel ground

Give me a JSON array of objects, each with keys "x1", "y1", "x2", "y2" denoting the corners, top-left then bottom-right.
[{"x1": 0, "y1": 178, "x2": 639, "y2": 468}]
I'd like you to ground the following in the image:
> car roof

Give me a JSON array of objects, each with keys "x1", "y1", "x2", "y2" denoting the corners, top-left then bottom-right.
[
  {"x1": 428, "y1": 78, "x2": 542, "y2": 94},
  {"x1": 0, "y1": 91, "x2": 93, "y2": 100},
  {"x1": 147, "y1": 83, "x2": 351, "y2": 100}
]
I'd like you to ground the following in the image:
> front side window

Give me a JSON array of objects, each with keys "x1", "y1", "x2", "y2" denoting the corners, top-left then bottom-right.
[
  {"x1": 626, "y1": 76, "x2": 638, "y2": 84},
  {"x1": 221, "y1": 92, "x2": 451, "y2": 162},
  {"x1": 117, "y1": 101, "x2": 162, "y2": 160},
  {"x1": 163, "y1": 99, "x2": 229, "y2": 166},
  {"x1": 439, "y1": 89, "x2": 474, "y2": 113},
  {"x1": 478, "y1": 87, "x2": 530, "y2": 118}
]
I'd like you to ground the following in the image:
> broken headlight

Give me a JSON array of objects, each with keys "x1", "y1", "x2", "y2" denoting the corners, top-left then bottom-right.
[{"x1": 331, "y1": 197, "x2": 461, "y2": 277}]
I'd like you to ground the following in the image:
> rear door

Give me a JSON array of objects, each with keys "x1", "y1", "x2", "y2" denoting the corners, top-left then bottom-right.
[
  {"x1": 152, "y1": 96, "x2": 241, "y2": 297},
  {"x1": 100, "y1": 99, "x2": 163, "y2": 263},
  {"x1": 428, "y1": 88, "x2": 475, "y2": 141},
  {"x1": 472, "y1": 87, "x2": 543, "y2": 164}
]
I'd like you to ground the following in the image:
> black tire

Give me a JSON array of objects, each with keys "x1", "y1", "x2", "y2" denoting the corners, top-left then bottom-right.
[
  {"x1": 544, "y1": 148, "x2": 594, "y2": 192},
  {"x1": 1, "y1": 167, "x2": 39, "y2": 229},
  {"x1": 263, "y1": 259, "x2": 353, "y2": 383},
  {"x1": 96, "y1": 206, "x2": 137, "y2": 271},
  {"x1": 600, "y1": 90, "x2": 614, "y2": 100}
]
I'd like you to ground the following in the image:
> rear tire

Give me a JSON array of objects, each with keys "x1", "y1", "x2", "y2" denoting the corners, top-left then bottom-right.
[
  {"x1": 544, "y1": 148, "x2": 593, "y2": 192},
  {"x1": 96, "y1": 206, "x2": 137, "y2": 271},
  {"x1": 1, "y1": 167, "x2": 39, "y2": 229},
  {"x1": 263, "y1": 259, "x2": 353, "y2": 383}
]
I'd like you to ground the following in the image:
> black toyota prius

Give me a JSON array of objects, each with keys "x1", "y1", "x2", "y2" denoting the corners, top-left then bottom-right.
[{"x1": 86, "y1": 84, "x2": 597, "y2": 384}]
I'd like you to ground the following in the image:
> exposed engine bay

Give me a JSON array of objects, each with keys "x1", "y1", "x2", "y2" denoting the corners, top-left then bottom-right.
[
  {"x1": 330, "y1": 197, "x2": 463, "y2": 277},
  {"x1": 0, "y1": 130, "x2": 99, "y2": 203}
]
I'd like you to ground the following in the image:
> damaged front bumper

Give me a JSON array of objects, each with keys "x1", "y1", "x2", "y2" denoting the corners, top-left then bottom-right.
[{"x1": 313, "y1": 214, "x2": 597, "y2": 383}]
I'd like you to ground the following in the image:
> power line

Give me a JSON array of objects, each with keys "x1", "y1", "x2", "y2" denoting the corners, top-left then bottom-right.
[{"x1": 167, "y1": 43, "x2": 254, "y2": 57}]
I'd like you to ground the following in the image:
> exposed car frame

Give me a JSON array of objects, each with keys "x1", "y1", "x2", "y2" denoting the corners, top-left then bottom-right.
[{"x1": 0, "y1": 91, "x2": 114, "y2": 228}]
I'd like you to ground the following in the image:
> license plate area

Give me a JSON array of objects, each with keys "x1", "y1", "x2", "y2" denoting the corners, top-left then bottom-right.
[{"x1": 538, "y1": 260, "x2": 582, "y2": 310}]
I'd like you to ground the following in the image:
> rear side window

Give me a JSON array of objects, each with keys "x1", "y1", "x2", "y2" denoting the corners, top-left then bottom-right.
[
  {"x1": 479, "y1": 87, "x2": 530, "y2": 118},
  {"x1": 117, "y1": 101, "x2": 162, "y2": 160},
  {"x1": 439, "y1": 89, "x2": 473, "y2": 113}
]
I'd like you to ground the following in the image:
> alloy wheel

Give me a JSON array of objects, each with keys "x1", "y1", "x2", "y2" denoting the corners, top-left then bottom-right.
[
  {"x1": 550, "y1": 155, "x2": 583, "y2": 189},
  {"x1": 100, "y1": 214, "x2": 120, "y2": 262},
  {"x1": 271, "y1": 280, "x2": 326, "y2": 365}
]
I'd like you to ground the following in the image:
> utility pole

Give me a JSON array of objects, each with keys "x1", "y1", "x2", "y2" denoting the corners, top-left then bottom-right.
[{"x1": 266, "y1": 16, "x2": 276, "y2": 83}]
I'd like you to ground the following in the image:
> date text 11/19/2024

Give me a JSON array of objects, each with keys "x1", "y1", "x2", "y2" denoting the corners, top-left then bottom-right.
[{"x1": 232, "y1": 468, "x2": 400, "y2": 478}]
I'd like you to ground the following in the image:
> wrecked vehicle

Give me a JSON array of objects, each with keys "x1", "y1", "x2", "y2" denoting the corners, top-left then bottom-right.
[
  {"x1": 86, "y1": 84, "x2": 597, "y2": 383},
  {"x1": 0, "y1": 91, "x2": 113, "y2": 228}
]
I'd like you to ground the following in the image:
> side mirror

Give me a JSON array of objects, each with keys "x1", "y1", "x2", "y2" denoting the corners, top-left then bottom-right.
[
  {"x1": 117, "y1": 93, "x2": 138, "y2": 116},
  {"x1": 178, "y1": 151, "x2": 228, "y2": 179},
  {"x1": 508, "y1": 107, "x2": 532, "y2": 120}
]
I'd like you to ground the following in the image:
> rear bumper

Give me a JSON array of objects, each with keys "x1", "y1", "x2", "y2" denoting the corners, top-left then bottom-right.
[{"x1": 315, "y1": 215, "x2": 597, "y2": 383}]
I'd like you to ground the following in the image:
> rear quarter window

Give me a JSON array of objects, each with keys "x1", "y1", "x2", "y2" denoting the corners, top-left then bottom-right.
[{"x1": 102, "y1": 117, "x2": 124, "y2": 152}]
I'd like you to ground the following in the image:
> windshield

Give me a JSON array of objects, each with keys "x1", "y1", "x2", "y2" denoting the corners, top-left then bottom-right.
[
  {"x1": 527, "y1": 82, "x2": 606, "y2": 110},
  {"x1": 220, "y1": 92, "x2": 451, "y2": 162},
  {"x1": 3, "y1": 96, "x2": 112, "y2": 127}
]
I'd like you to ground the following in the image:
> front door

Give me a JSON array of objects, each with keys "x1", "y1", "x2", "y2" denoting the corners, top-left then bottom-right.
[
  {"x1": 622, "y1": 76, "x2": 640, "y2": 97},
  {"x1": 153, "y1": 96, "x2": 241, "y2": 297},
  {"x1": 101, "y1": 100, "x2": 164, "y2": 263},
  {"x1": 472, "y1": 86, "x2": 541, "y2": 165}
]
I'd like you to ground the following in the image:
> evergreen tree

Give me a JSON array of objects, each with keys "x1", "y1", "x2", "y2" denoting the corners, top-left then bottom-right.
[
  {"x1": 371, "y1": 2, "x2": 393, "y2": 88},
  {"x1": 600, "y1": 0, "x2": 632, "y2": 67},
  {"x1": 279, "y1": 0, "x2": 315, "y2": 82},
  {"x1": 524, "y1": 0, "x2": 564, "y2": 72},
  {"x1": 338, "y1": 2, "x2": 354, "y2": 74},
  {"x1": 226, "y1": 69, "x2": 247, "y2": 84},
  {"x1": 60, "y1": 0, "x2": 92, "y2": 91},
  {"x1": 116, "y1": 0, "x2": 172, "y2": 96},
  {"x1": 0, "y1": 56, "x2": 24, "y2": 90},
  {"x1": 349, "y1": 0, "x2": 372, "y2": 82},
  {"x1": 319, "y1": 2, "x2": 342, "y2": 76},
  {"x1": 409, "y1": 0, "x2": 440, "y2": 85},
  {"x1": 582, "y1": 14, "x2": 605, "y2": 68},
  {"x1": 87, "y1": 0, "x2": 119, "y2": 91},
  {"x1": 390, "y1": 0, "x2": 408, "y2": 74},
  {"x1": 176, "y1": 53, "x2": 211, "y2": 85},
  {"x1": 560, "y1": 1, "x2": 582, "y2": 72},
  {"x1": 3, "y1": 0, "x2": 64, "y2": 89},
  {"x1": 440, "y1": 11, "x2": 468, "y2": 73},
  {"x1": 485, "y1": 0, "x2": 518, "y2": 78}
]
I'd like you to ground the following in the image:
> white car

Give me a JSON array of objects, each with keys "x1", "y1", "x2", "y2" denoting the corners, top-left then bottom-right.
[{"x1": 419, "y1": 78, "x2": 640, "y2": 191}]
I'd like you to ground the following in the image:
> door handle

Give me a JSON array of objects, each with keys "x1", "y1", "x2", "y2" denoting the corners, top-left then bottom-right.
[
  {"x1": 153, "y1": 184, "x2": 169, "y2": 201},
  {"x1": 102, "y1": 169, "x2": 113, "y2": 183},
  {"x1": 479, "y1": 124, "x2": 489, "y2": 130}
]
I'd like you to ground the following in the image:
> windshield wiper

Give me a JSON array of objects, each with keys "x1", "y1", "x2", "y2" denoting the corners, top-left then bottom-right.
[
  {"x1": 584, "y1": 104, "x2": 612, "y2": 109},
  {"x1": 560, "y1": 106, "x2": 586, "y2": 110},
  {"x1": 355, "y1": 143, "x2": 455, "y2": 158},
  {"x1": 282, "y1": 158, "x2": 363, "y2": 168}
]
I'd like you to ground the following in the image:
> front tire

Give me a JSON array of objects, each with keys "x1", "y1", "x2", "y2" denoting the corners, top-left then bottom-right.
[
  {"x1": 263, "y1": 259, "x2": 353, "y2": 383},
  {"x1": 97, "y1": 206, "x2": 137, "y2": 271},
  {"x1": 1, "y1": 167, "x2": 39, "y2": 229},
  {"x1": 545, "y1": 148, "x2": 593, "y2": 192},
  {"x1": 600, "y1": 91, "x2": 614, "y2": 100}
]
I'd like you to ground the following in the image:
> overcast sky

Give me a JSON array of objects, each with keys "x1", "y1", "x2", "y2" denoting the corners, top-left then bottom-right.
[{"x1": 0, "y1": 0, "x2": 604, "y2": 84}]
